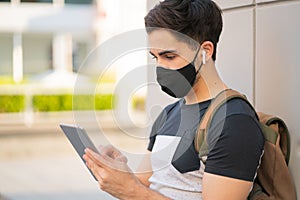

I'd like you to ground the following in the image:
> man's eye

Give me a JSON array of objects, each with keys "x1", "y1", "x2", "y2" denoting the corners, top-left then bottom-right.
[
  {"x1": 165, "y1": 55, "x2": 176, "y2": 60},
  {"x1": 151, "y1": 56, "x2": 157, "y2": 60}
]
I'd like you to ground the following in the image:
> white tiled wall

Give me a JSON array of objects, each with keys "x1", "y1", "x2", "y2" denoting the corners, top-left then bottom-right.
[
  {"x1": 213, "y1": 0, "x2": 252, "y2": 10},
  {"x1": 216, "y1": 8, "x2": 254, "y2": 103},
  {"x1": 217, "y1": 0, "x2": 300, "y2": 196},
  {"x1": 255, "y1": 1, "x2": 300, "y2": 195},
  {"x1": 146, "y1": 0, "x2": 300, "y2": 196},
  {"x1": 255, "y1": 0, "x2": 279, "y2": 3}
]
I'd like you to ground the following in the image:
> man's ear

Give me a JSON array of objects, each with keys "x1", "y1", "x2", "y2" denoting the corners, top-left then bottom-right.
[{"x1": 201, "y1": 41, "x2": 214, "y2": 62}]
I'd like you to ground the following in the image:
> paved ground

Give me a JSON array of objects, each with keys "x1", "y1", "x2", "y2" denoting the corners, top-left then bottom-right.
[{"x1": 0, "y1": 111, "x2": 149, "y2": 200}]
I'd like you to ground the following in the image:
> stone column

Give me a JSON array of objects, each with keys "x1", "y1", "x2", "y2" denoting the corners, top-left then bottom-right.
[
  {"x1": 12, "y1": 32, "x2": 23, "y2": 83},
  {"x1": 52, "y1": 33, "x2": 73, "y2": 72}
]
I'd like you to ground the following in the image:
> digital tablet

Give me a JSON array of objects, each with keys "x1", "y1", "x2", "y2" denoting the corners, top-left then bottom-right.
[{"x1": 59, "y1": 123, "x2": 99, "y2": 180}]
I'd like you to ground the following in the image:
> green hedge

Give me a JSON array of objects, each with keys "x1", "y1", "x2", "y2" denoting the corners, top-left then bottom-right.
[
  {"x1": 132, "y1": 96, "x2": 145, "y2": 111},
  {"x1": 0, "y1": 94, "x2": 114, "y2": 113},
  {"x1": 33, "y1": 94, "x2": 114, "y2": 112},
  {"x1": 0, "y1": 95, "x2": 25, "y2": 112}
]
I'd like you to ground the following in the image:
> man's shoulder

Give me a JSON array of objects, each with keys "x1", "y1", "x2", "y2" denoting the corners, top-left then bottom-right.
[
  {"x1": 217, "y1": 97, "x2": 256, "y2": 118},
  {"x1": 163, "y1": 99, "x2": 183, "y2": 114}
]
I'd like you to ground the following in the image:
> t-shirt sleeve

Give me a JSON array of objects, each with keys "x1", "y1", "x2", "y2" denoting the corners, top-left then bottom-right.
[
  {"x1": 147, "y1": 127, "x2": 157, "y2": 152},
  {"x1": 147, "y1": 106, "x2": 168, "y2": 151},
  {"x1": 147, "y1": 101, "x2": 180, "y2": 151},
  {"x1": 204, "y1": 114, "x2": 265, "y2": 181}
]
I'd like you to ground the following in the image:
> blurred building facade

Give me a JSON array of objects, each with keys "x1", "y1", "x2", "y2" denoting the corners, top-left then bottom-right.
[
  {"x1": 2, "y1": 0, "x2": 298, "y2": 196},
  {"x1": 0, "y1": 0, "x2": 105, "y2": 83}
]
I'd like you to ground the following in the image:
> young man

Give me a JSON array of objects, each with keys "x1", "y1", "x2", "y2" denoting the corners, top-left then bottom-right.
[{"x1": 83, "y1": 0, "x2": 265, "y2": 199}]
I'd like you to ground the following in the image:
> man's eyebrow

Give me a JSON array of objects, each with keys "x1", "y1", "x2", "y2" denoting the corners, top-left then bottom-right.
[
  {"x1": 158, "y1": 50, "x2": 177, "y2": 56},
  {"x1": 149, "y1": 51, "x2": 156, "y2": 57},
  {"x1": 148, "y1": 50, "x2": 177, "y2": 57}
]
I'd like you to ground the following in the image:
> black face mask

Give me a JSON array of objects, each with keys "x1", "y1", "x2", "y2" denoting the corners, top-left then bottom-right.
[{"x1": 156, "y1": 48, "x2": 202, "y2": 98}]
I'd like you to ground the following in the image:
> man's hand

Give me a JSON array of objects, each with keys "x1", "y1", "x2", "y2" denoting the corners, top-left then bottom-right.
[
  {"x1": 97, "y1": 145, "x2": 128, "y2": 163},
  {"x1": 83, "y1": 145, "x2": 170, "y2": 200},
  {"x1": 83, "y1": 145, "x2": 142, "y2": 199}
]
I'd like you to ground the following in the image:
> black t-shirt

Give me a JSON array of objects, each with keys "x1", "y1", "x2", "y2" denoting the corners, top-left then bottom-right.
[{"x1": 148, "y1": 98, "x2": 265, "y2": 181}]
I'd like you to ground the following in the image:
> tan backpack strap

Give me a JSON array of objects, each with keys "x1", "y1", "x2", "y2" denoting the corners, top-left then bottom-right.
[
  {"x1": 199, "y1": 89, "x2": 247, "y2": 139},
  {"x1": 199, "y1": 89, "x2": 246, "y2": 132},
  {"x1": 195, "y1": 89, "x2": 248, "y2": 160}
]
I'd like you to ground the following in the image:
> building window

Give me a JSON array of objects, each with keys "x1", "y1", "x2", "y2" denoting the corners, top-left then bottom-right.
[
  {"x1": 23, "y1": 33, "x2": 52, "y2": 76},
  {"x1": 20, "y1": 0, "x2": 52, "y2": 3},
  {"x1": 72, "y1": 41, "x2": 88, "y2": 73},
  {"x1": 65, "y1": 0, "x2": 93, "y2": 5},
  {"x1": 0, "y1": 33, "x2": 13, "y2": 76}
]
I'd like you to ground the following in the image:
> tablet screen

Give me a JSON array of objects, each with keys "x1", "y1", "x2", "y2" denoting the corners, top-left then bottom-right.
[{"x1": 59, "y1": 123, "x2": 99, "y2": 180}]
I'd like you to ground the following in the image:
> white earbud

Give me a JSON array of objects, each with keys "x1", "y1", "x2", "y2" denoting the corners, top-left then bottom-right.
[{"x1": 202, "y1": 50, "x2": 206, "y2": 65}]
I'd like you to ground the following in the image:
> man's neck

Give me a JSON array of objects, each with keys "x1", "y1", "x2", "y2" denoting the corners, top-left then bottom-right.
[{"x1": 184, "y1": 60, "x2": 228, "y2": 105}]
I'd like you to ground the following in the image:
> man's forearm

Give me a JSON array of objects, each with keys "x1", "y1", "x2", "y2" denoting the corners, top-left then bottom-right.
[
  {"x1": 135, "y1": 172, "x2": 152, "y2": 187},
  {"x1": 127, "y1": 182, "x2": 171, "y2": 200}
]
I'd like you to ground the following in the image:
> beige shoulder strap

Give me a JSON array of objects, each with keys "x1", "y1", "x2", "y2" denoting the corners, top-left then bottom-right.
[{"x1": 195, "y1": 89, "x2": 248, "y2": 154}]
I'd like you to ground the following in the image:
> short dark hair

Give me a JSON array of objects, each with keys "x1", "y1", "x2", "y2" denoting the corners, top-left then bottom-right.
[{"x1": 145, "y1": 0, "x2": 223, "y2": 61}]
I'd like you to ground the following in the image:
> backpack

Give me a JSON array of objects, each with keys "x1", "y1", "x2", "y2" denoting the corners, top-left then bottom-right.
[{"x1": 194, "y1": 89, "x2": 297, "y2": 200}]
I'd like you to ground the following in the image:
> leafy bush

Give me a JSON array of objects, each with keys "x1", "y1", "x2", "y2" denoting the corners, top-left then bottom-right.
[
  {"x1": 33, "y1": 94, "x2": 114, "y2": 112},
  {"x1": 0, "y1": 95, "x2": 25, "y2": 112},
  {"x1": 95, "y1": 94, "x2": 115, "y2": 110},
  {"x1": 0, "y1": 94, "x2": 114, "y2": 113},
  {"x1": 32, "y1": 95, "x2": 64, "y2": 112},
  {"x1": 132, "y1": 96, "x2": 145, "y2": 111}
]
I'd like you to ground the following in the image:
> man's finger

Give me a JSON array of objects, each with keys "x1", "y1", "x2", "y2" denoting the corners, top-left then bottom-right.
[
  {"x1": 85, "y1": 148, "x2": 111, "y2": 168},
  {"x1": 85, "y1": 148, "x2": 131, "y2": 172},
  {"x1": 99, "y1": 145, "x2": 114, "y2": 157},
  {"x1": 85, "y1": 159, "x2": 104, "y2": 182},
  {"x1": 115, "y1": 155, "x2": 128, "y2": 163},
  {"x1": 100, "y1": 145, "x2": 128, "y2": 163}
]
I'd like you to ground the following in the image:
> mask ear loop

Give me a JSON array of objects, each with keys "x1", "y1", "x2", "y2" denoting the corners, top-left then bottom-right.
[
  {"x1": 192, "y1": 46, "x2": 201, "y2": 63},
  {"x1": 193, "y1": 47, "x2": 204, "y2": 74}
]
